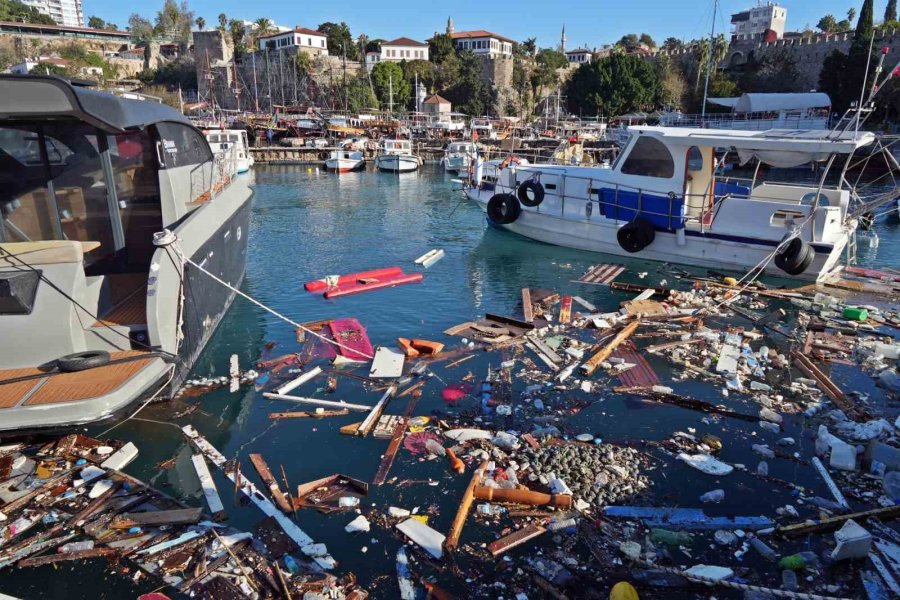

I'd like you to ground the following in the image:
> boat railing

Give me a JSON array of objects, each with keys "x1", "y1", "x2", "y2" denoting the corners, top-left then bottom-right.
[
  {"x1": 658, "y1": 110, "x2": 831, "y2": 131},
  {"x1": 480, "y1": 166, "x2": 829, "y2": 236},
  {"x1": 190, "y1": 147, "x2": 238, "y2": 204}
]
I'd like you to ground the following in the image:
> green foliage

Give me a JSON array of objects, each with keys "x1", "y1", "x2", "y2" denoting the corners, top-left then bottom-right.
[
  {"x1": 371, "y1": 61, "x2": 409, "y2": 110},
  {"x1": 655, "y1": 55, "x2": 686, "y2": 109},
  {"x1": 564, "y1": 53, "x2": 659, "y2": 116},
  {"x1": 617, "y1": 33, "x2": 639, "y2": 49},
  {"x1": 0, "y1": 46, "x2": 15, "y2": 72},
  {"x1": 217, "y1": 13, "x2": 227, "y2": 31},
  {"x1": 639, "y1": 33, "x2": 656, "y2": 48},
  {"x1": 836, "y1": 19, "x2": 851, "y2": 31},
  {"x1": 817, "y1": 15, "x2": 838, "y2": 32},
  {"x1": 229, "y1": 19, "x2": 246, "y2": 56},
  {"x1": 365, "y1": 38, "x2": 385, "y2": 54},
  {"x1": 0, "y1": 0, "x2": 55, "y2": 25},
  {"x1": 519, "y1": 37, "x2": 536, "y2": 57},
  {"x1": 536, "y1": 48, "x2": 567, "y2": 70},
  {"x1": 128, "y1": 14, "x2": 154, "y2": 43},
  {"x1": 736, "y1": 50, "x2": 805, "y2": 93},
  {"x1": 137, "y1": 57, "x2": 197, "y2": 90},
  {"x1": 195, "y1": 16, "x2": 205, "y2": 31},
  {"x1": 155, "y1": 0, "x2": 193, "y2": 44},
  {"x1": 821, "y1": 0, "x2": 877, "y2": 112},
  {"x1": 294, "y1": 51, "x2": 311, "y2": 74},
  {"x1": 662, "y1": 37, "x2": 683, "y2": 52},
  {"x1": 442, "y1": 50, "x2": 496, "y2": 116},
  {"x1": 88, "y1": 16, "x2": 106, "y2": 29},
  {"x1": 402, "y1": 59, "x2": 435, "y2": 90},
  {"x1": 887, "y1": 0, "x2": 897, "y2": 22},
  {"x1": 428, "y1": 33, "x2": 461, "y2": 90},
  {"x1": 30, "y1": 63, "x2": 67, "y2": 76},
  {"x1": 345, "y1": 75, "x2": 376, "y2": 112},
  {"x1": 318, "y1": 22, "x2": 358, "y2": 61}
]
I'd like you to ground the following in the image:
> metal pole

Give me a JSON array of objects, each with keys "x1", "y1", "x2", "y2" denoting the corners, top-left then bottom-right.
[
  {"x1": 252, "y1": 52, "x2": 260, "y2": 113},
  {"x1": 701, "y1": 0, "x2": 718, "y2": 119}
]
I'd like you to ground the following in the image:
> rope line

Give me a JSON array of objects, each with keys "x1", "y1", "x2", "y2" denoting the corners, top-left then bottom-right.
[{"x1": 169, "y1": 242, "x2": 375, "y2": 360}]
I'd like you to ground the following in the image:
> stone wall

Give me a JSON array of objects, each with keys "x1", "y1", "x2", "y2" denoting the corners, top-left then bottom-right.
[{"x1": 192, "y1": 30, "x2": 236, "y2": 109}]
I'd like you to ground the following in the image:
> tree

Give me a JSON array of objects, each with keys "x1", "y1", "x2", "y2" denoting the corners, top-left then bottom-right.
[
  {"x1": 836, "y1": 19, "x2": 852, "y2": 31},
  {"x1": 155, "y1": 0, "x2": 193, "y2": 45},
  {"x1": 317, "y1": 22, "x2": 358, "y2": 61},
  {"x1": 428, "y1": 33, "x2": 461, "y2": 90},
  {"x1": 737, "y1": 50, "x2": 805, "y2": 93},
  {"x1": 128, "y1": 14, "x2": 154, "y2": 43},
  {"x1": 535, "y1": 48, "x2": 567, "y2": 70},
  {"x1": 639, "y1": 33, "x2": 656, "y2": 48},
  {"x1": 817, "y1": 15, "x2": 838, "y2": 32},
  {"x1": 617, "y1": 33, "x2": 639, "y2": 49},
  {"x1": 195, "y1": 16, "x2": 205, "y2": 31},
  {"x1": 365, "y1": 38, "x2": 385, "y2": 54},
  {"x1": 820, "y1": 0, "x2": 876, "y2": 112},
  {"x1": 662, "y1": 37, "x2": 683, "y2": 52},
  {"x1": 229, "y1": 19, "x2": 246, "y2": 55},
  {"x1": 655, "y1": 55, "x2": 686, "y2": 108},
  {"x1": 564, "y1": 53, "x2": 659, "y2": 116},
  {"x1": 88, "y1": 16, "x2": 106, "y2": 29},
  {"x1": 887, "y1": 0, "x2": 897, "y2": 22},
  {"x1": 520, "y1": 37, "x2": 537, "y2": 57},
  {"x1": 371, "y1": 61, "x2": 409, "y2": 111},
  {"x1": 30, "y1": 63, "x2": 68, "y2": 76},
  {"x1": 402, "y1": 59, "x2": 435, "y2": 91},
  {"x1": 345, "y1": 75, "x2": 377, "y2": 112},
  {"x1": 847, "y1": 7, "x2": 856, "y2": 22},
  {"x1": 443, "y1": 50, "x2": 497, "y2": 116},
  {"x1": 217, "y1": 12, "x2": 227, "y2": 31},
  {"x1": 0, "y1": 0, "x2": 56, "y2": 25}
]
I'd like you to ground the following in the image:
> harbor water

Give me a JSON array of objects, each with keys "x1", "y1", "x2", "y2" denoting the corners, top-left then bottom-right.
[{"x1": 2, "y1": 164, "x2": 898, "y2": 598}]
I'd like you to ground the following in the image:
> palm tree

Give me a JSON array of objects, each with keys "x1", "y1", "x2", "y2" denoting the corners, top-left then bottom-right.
[
  {"x1": 848, "y1": 7, "x2": 856, "y2": 23},
  {"x1": 254, "y1": 18, "x2": 273, "y2": 37},
  {"x1": 195, "y1": 17, "x2": 205, "y2": 31},
  {"x1": 217, "y1": 13, "x2": 227, "y2": 32}
]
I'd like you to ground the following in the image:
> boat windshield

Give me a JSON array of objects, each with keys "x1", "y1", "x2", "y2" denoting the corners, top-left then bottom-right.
[{"x1": 0, "y1": 122, "x2": 162, "y2": 272}]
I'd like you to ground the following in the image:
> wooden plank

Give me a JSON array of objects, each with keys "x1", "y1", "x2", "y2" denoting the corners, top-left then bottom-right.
[
  {"x1": 357, "y1": 385, "x2": 397, "y2": 437},
  {"x1": 778, "y1": 504, "x2": 900, "y2": 538},
  {"x1": 18, "y1": 547, "x2": 118, "y2": 567},
  {"x1": 445, "y1": 460, "x2": 489, "y2": 551},
  {"x1": 373, "y1": 393, "x2": 421, "y2": 485},
  {"x1": 790, "y1": 351, "x2": 870, "y2": 421},
  {"x1": 581, "y1": 320, "x2": 641, "y2": 375},
  {"x1": 575, "y1": 263, "x2": 625, "y2": 285},
  {"x1": 485, "y1": 312, "x2": 535, "y2": 330},
  {"x1": 113, "y1": 508, "x2": 204, "y2": 528},
  {"x1": 526, "y1": 334, "x2": 563, "y2": 365},
  {"x1": 250, "y1": 453, "x2": 293, "y2": 514},
  {"x1": 572, "y1": 296, "x2": 596, "y2": 312},
  {"x1": 268, "y1": 409, "x2": 349, "y2": 420},
  {"x1": 521, "y1": 288, "x2": 534, "y2": 323},
  {"x1": 645, "y1": 338, "x2": 703, "y2": 354},
  {"x1": 373, "y1": 415, "x2": 404, "y2": 439},
  {"x1": 340, "y1": 421, "x2": 364, "y2": 436},
  {"x1": 488, "y1": 524, "x2": 547, "y2": 556},
  {"x1": 191, "y1": 453, "x2": 226, "y2": 520},
  {"x1": 559, "y1": 295, "x2": 572, "y2": 324}
]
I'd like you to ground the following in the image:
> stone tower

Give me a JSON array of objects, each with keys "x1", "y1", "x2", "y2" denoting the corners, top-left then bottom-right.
[
  {"x1": 560, "y1": 24, "x2": 566, "y2": 54},
  {"x1": 446, "y1": 16, "x2": 454, "y2": 35}
]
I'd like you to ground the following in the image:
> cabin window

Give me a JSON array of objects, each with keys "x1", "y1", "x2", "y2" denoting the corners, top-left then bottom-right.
[
  {"x1": 155, "y1": 122, "x2": 212, "y2": 169},
  {"x1": 686, "y1": 146, "x2": 704, "y2": 171},
  {"x1": 108, "y1": 132, "x2": 162, "y2": 268},
  {"x1": 620, "y1": 136, "x2": 675, "y2": 178}
]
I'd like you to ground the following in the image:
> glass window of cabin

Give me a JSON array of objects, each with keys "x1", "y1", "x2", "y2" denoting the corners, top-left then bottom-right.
[
  {"x1": 686, "y1": 146, "x2": 704, "y2": 171},
  {"x1": 620, "y1": 136, "x2": 675, "y2": 178},
  {"x1": 155, "y1": 122, "x2": 212, "y2": 169},
  {"x1": 0, "y1": 125, "x2": 59, "y2": 243}
]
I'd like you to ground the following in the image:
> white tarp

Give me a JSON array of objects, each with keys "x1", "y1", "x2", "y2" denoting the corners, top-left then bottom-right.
[
  {"x1": 733, "y1": 93, "x2": 832, "y2": 113},
  {"x1": 708, "y1": 97, "x2": 740, "y2": 108}
]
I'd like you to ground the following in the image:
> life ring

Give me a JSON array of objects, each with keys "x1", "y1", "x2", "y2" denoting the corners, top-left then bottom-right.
[
  {"x1": 486, "y1": 193, "x2": 521, "y2": 225},
  {"x1": 774, "y1": 237, "x2": 815, "y2": 276},
  {"x1": 617, "y1": 218, "x2": 655, "y2": 253},
  {"x1": 57, "y1": 350, "x2": 110, "y2": 372},
  {"x1": 517, "y1": 179, "x2": 545, "y2": 207},
  {"x1": 498, "y1": 155, "x2": 522, "y2": 169}
]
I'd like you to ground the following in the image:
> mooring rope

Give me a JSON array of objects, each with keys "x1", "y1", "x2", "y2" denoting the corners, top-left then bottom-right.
[{"x1": 169, "y1": 241, "x2": 375, "y2": 360}]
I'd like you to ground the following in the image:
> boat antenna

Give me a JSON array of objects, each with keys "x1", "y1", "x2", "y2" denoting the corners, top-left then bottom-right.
[
  {"x1": 700, "y1": 0, "x2": 719, "y2": 120},
  {"x1": 854, "y1": 33, "x2": 877, "y2": 139}
]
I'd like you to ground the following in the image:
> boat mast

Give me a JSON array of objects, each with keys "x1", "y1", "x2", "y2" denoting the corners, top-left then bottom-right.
[
  {"x1": 252, "y1": 52, "x2": 260, "y2": 113},
  {"x1": 342, "y1": 42, "x2": 348, "y2": 114},
  {"x1": 389, "y1": 73, "x2": 394, "y2": 116},
  {"x1": 701, "y1": 0, "x2": 718, "y2": 119}
]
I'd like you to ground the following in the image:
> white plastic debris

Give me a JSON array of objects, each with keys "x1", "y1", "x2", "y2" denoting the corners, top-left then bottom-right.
[
  {"x1": 830, "y1": 519, "x2": 872, "y2": 560},
  {"x1": 345, "y1": 515, "x2": 370, "y2": 534}
]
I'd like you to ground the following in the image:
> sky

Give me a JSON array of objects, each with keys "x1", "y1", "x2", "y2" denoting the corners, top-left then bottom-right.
[{"x1": 83, "y1": 1, "x2": 881, "y2": 50}]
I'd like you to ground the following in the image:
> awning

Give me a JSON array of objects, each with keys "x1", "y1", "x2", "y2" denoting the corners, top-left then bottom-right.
[
  {"x1": 708, "y1": 97, "x2": 739, "y2": 108},
  {"x1": 733, "y1": 93, "x2": 831, "y2": 113}
]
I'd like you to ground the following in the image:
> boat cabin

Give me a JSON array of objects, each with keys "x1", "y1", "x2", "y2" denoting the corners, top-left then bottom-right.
[
  {"x1": 382, "y1": 139, "x2": 412, "y2": 155},
  {"x1": 447, "y1": 141, "x2": 476, "y2": 154},
  {"x1": 205, "y1": 129, "x2": 251, "y2": 162}
]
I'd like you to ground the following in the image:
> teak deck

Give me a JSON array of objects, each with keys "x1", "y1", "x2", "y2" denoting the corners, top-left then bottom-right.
[{"x1": 0, "y1": 350, "x2": 155, "y2": 409}]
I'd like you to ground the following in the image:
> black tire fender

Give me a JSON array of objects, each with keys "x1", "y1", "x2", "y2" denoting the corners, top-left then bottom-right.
[
  {"x1": 517, "y1": 180, "x2": 545, "y2": 207},
  {"x1": 57, "y1": 350, "x2": 111, "y2": 373},
  {"x1": 617, "y1": 217, "x2": 656, "y2": 253},
  {"x1": 774, "y1": 237, "x2": 815, "y2": 276},
  {"x1": 486, "y1": 193, "x2": 521, "y2": 225}
]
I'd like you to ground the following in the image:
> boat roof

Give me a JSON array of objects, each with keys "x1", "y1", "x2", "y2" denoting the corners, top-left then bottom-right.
[
  {"x1": 709, "y1": 92, "x2": 832, "y2": 113},
  {"x1": 0, "y1": 74, "x2": 191, "y2": 132},
  {"x1": 628, "y1": 126, "x2": 875, "y2": 154}
]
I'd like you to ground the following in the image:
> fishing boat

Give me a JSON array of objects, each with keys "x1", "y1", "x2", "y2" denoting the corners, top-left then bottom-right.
[
  {"x1": 375, "y1": 139, "x2": 421, "y2": 173},
  {"x1": 465, "y1": 126, "x2": 893, "y2": 280},
  {"x1": 325, "y1": 149, "x2": 365, "y2": 173},
  {"x1": 204, "y1": 128, "x2": 254, "y2": 173},
  {"x1": 0, "y1": 75, "x2": 253, "y2": 433},
  {"x1": 439, "y1": 141, "x2": 477, "y2": 174}
]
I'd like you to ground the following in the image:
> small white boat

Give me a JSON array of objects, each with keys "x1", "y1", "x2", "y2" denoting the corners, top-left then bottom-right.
[
  {"x1": 325, "y1": 150, "x2": 365, "y2": 173},
  {"x1": 440, "y1": 141, "x2": 477, "y2": 174},
  {"x1": 205, "y1": 129, "x2": 254, "y2": 173},
  {"x1": 375, "y1": 139, "x2": 421, "y2": 173},
  {"x1": 465, "y1": 126, "x2": 886, "y2": 281}
]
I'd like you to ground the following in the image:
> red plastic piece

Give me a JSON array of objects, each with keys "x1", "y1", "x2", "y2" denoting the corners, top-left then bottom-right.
[
  {"x1": 327, "y1": 318, "x2": 373, "y2": 361},
  {"x1": 304, "y1": 266, "x2": 405, "y2": 292},
  {"x1": 323, "y1": 273, "x2": 424, "y2": 299}
]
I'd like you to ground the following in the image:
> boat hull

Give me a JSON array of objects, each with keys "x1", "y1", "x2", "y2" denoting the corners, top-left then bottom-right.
[
  {"x1": 465, "y1": 188, "x2": 847, "y2": 281},
  {"x1": 441, "y1": 155, "x2": 471, "y2": 174},
  {"x1": 325, "y1": 158, "x2": 365, "y2": 173},
  {"x1": 376, "y1": 155, "x2": 420, "y2": 173}
]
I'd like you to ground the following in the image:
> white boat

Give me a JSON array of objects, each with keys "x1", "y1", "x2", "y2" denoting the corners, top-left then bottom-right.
[
  {"x1": 325, "y1": 149, "x2": 365, "y2": 173},
  {"x1": 465, "y1": 126, "x2": 885, "y2": 281},
  {"x1": 205, "y1": 129, "x2": 254, "y2": 173},
  {"x1": 440, "y1": 141, "x2": 477, "y2": 174},
  {"x1": 375, "y1": 140, "x2": 421, "y2": 173}
]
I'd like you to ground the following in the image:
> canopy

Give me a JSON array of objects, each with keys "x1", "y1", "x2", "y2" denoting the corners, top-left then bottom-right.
[
  {"x1": 629, "y1": 126, "x2": 875, "y2": 168},
  {"x1": 732, "y1": 92, "x2": 831, "y2": 113},
  {"x1": 707, "y1": 97, "x2": 740, "y2": 108}
]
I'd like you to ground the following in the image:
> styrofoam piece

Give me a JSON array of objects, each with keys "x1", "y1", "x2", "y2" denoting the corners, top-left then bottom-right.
[
  {"x1": 370, "y1": 346, "x2": 405, "y2": 378},
  {"x1": 677, "y1": 453, "x2": 734, "y2": 476},
  {"x1": 100, "y1": 442, "x2": 138, "y2": 471},
  {"x1": 396, "y1": 518, "x2": 445, "y2": 559},
  {"x1": 831, "y1": 519, "x2": 872, "y2": 560}
]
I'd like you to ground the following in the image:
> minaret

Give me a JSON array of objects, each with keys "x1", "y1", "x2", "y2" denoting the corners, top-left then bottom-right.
[
  {"x1": 561, "y1": 24, "x2": 566, "y2": 53},
  {"x1": 447, "y1": 16, "x2": 455, "y2": 35}
]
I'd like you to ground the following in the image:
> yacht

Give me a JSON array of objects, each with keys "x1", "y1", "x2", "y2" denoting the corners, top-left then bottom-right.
[
  {"x1": 0, "y1": 75, "x2": 253, "y2": 433},
  {"x1": 325, "y1": 149, "x2": 365, "y2": 173},
  {"x1": 465, "y1": 126, "x2": 887, "y2": 280},
  {"x1": 439, "y1": 141, "x2": 477, "y2": 174},
  {"x1": 375, "y1": 139, "x2": 421, "y2": 173},
  {"x1": 204, "y1": 128, "x2": 254, "y2": 173}
]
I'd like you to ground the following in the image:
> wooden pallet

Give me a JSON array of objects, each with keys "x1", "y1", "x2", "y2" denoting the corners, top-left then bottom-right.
[{"x1": 574, "y1": 263, "x2": 625, "y2": 286}]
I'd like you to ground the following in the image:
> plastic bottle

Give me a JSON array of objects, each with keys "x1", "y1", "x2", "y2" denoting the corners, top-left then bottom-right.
[
  {"x1": 547, "y1": 518, "x2": 578, "y2": 533},
  {"x1": 338, "y1": 496, "x2": 360, "y2": 508},
  {"x1": 757, "y1": 461, "x2": 769, "y2": 476},
  {"x1": 781, "y1": 569, "x2": 798, "y2": 591},
  {"x1": 778, "y1": 554, "x2": 807, "y2": 571},
  {"x1": 748, "y1": 536, "x2": 778, "y2": 562},
  {"x1": 842, "y1": 307, "x2": 868, "y2": 321},
  {"x1": 476, "y1": 503, "x2": 506, "y2": 516},
  {"x1": 699, "y1": 489, "x2": 725, "y2": 503},
  {"x1": 750, "y1": 381, "x2": 771, "y2": 392},
  {"x1": 59, "y1": 540, "x2": 94, "y2": 553},
  {"x1": 650, "y1": 528, "x2": 693, "y2": 546}
]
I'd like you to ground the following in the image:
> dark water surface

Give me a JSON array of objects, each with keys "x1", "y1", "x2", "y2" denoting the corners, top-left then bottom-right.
[{"x1": 2, "y1": 165, "x2": 897, "y2": 599}]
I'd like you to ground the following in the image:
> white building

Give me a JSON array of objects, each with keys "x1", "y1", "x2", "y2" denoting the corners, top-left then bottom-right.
[
  {"x1": 21, "y1": 0, "x2": 83, "y2": 28},
  {"x1": 258, "y1": 27, "x2": 329, "y2": 56},
  {"x1": 448, "y1": 30, "x2": 514, "y2": 58},
  {"x1": 565, "y1": 49, "x2": 592, "y2": 66},
  {"x1": 731, "y1": 1, "x2": 787, "y2": 41},
  {"x1": 380, "y1": 37, "x2": 429, "y2": 62}
]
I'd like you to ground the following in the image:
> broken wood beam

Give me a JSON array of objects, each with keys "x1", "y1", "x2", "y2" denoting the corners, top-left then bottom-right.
[
  {"x1": 263, "y1": 392, "x2": 372, "y2": 412},
  {"x1": 790, "y1": 351, "x2": 870, "y2": 421},
  {"x1": 357, "y1": 385, "x2": 397, "y2": 437},
  {"x1": 778, "y1": 504, "x2": 900, "y2": 538},
  {"x1": 473, "y1": 486, "x2": 572, "y2": 509},
  {"x1": 191, "y1": 453, "x2": 226, "y2": 520},
  {"x1": 521, "y1": 288, "x2": 534, "y2": 323},
  {"x1": 488, "y1": 523, "x2": 547, "y2": 556},
  {"x1": 250, "y1": 453, "x2": 293, "y2": 514},
  {"x1": 373, "y1": 393, "x2": 421, "y2": 485},
  {"x1": 445, "y1": 459, "x2": 489, "y2": 552},
  {"x1": 19, "y1": 547, "x2": 118, "y2": 567},
  {"x1": 581, "y1": 320, "x2": 641, "y2": 375},
  {"x1": 613, "y1": 386, "x2": 760, "y2": 422},
  {"x1": 644, "y1": 338, "x2": 704, "y2": 354},
  {"x1": 112, "y1": 508, "x2": 204, "y2": 528},
  {"x1": 559, "y1": 295, "x2": 572, "y2": 324},
  {"x1": 268, "y1": 409, "x2": 349, "y2": 420}
]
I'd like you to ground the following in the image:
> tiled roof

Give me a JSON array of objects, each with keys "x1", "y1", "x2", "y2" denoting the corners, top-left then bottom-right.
[
  {"x1": 383, "y1": 37, "x2": 427, "y2": 47},
  {"x1": 448, "y1": 30, "x2": 515, "y2": 44},
  {"x1": 423, "y1": 94, "x2": 450, "y2": 104}
]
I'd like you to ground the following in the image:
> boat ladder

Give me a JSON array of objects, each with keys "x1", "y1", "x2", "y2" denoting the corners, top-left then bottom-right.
[{"x1": 845, "y1": 230, "x2": 859, "y2": 266}]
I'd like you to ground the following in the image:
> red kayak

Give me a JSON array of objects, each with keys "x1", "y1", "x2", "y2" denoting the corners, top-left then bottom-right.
[
  {"x1": 304, "y1": 267, "x2": 404, "y2": 292},
  {"x1": 324, "y1": 273, "x2": 424, "y2": 299}
]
